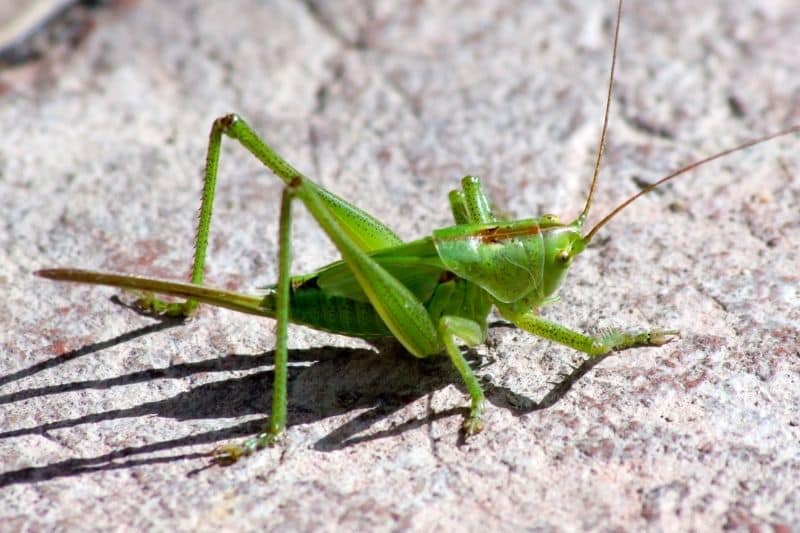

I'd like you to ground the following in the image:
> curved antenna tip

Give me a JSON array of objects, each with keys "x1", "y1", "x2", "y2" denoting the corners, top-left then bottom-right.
[{"x1": 584, "y1": 124, "x2": 800, "y2": 242}]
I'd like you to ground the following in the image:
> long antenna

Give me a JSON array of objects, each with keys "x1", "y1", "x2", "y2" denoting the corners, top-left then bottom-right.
[
  {"x1": 577, "y1": 0, "x2": 623, "y2": 225},
  {"x1": 583, "y1": 125, "x2": 800, "y2": 242}
]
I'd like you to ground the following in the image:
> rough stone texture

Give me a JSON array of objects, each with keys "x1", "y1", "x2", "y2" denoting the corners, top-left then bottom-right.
[{"x1": 1, "y1": 0, "x2": 799, "y2": 530}]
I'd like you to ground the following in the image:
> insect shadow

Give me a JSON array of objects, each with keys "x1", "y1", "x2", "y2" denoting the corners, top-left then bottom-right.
[{"x1": 0, "y1": 312, "x2": 591, "y2": 485}]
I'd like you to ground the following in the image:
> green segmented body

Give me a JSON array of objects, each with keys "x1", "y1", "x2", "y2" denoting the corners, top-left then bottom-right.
[
  {"x1": 268, "y1": 283, "x2": 393, "y2": 337},
  {"x1": 260, "y1": 215, "x2": 571, "y2": 347},
  {"x1": 276, "y1": 259, "x2": 495, "y2": 341}
]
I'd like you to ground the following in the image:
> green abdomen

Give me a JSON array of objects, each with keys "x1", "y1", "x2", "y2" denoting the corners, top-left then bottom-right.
[
  {"x1": 260, "y1": 286, "x2": 392, "y2": 337},
  {"x1": 278, "y1": 275, "x2": 492, "y2": 341}
]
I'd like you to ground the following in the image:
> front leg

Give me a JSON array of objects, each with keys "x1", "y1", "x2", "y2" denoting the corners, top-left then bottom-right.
[{"x1": 500, "y1": 307, "x2": 678, "y2": 357}]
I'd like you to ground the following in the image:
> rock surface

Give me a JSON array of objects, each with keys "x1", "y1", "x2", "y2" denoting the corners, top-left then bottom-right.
[{"x1": 1, "y1": 0, "x2": 798, "y2": 530}]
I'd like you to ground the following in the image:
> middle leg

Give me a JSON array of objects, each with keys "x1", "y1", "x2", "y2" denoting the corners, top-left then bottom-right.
[{"x1": 438, "y1": 315, "x2": 487, "y2": 434}]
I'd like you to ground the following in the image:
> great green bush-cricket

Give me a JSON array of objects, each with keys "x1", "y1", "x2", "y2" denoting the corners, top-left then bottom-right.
[{"x1": 36, "y1": 0, "x2": 799, "y2": 462}]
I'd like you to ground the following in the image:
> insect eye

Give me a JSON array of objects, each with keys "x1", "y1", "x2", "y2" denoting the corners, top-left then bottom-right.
[{"x1": 557, "y1": 250, "x2": 571, "y2": 263}]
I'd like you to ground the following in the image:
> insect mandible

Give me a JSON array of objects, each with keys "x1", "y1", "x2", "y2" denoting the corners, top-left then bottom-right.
[{"x1": 36, "y1": 0, "x2": 800, "y2": 463}]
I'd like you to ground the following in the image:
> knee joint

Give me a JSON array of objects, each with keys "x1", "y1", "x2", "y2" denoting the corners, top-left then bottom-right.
[{"x1": 215, "y1": 113, "x2": 240, "y2": 132}]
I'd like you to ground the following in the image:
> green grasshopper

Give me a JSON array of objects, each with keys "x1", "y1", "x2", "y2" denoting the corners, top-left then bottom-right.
[{"x1": 36, "y1": 0, "x2": 799, "y2": 463}]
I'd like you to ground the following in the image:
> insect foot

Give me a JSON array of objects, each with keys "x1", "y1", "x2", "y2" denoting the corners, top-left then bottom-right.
[
  {"x1": 462, "y1": 400, "x2": 486, "y2": 436},
  {"x1": 134, "y1": 291, "x2": 197, "y2": 318},
  {"x1": 212, "y1": 430, "x2": 281, "y2": 465},
  {"x1": 597, "y1": 328, "x2": 680, "y2": 354},
  {"x1": 645, "y1": 329, "x2": 680, "y2": 347}
]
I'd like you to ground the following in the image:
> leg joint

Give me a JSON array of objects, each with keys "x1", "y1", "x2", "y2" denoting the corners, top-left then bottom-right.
[
  {"x1": 287, "y1": 174, "x2": 304, "y2": 190},
  {"x1": 215, "y1": 113, "x2": 240, "y2": 132}
]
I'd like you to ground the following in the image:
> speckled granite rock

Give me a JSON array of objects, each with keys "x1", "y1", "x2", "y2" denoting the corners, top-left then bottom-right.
[{"x1": 1, "y1": 0, "x2": 798, "y2": 530}]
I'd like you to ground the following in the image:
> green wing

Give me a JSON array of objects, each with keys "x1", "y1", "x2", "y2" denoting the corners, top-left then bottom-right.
[{"x1": 282, "y1": 237, "x2": 446, "y2": 304}]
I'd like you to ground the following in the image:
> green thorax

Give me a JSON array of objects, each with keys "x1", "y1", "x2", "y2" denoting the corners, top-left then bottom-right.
[{"x1": 432, "y1": 218, "x2": 586, "y2": 307}]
